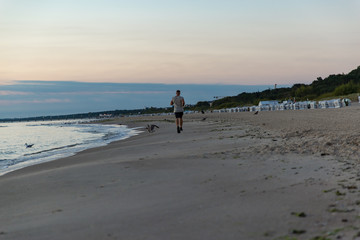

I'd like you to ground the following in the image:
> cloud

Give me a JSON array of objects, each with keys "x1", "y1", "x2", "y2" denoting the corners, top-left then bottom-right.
[
  {"x1": 0, "y1": 80, "x2": 17, "y2": 86},
  {"x1": 35, "y1": 99, "x2": 71, "y2": 103},
  {"x1": 0, "y1": 91, "x2": 33, "y2": 96},
  {"x1": 46, "y1": 91, "x2": 169, "y2": 95},
  {"x1": 0, "y1": 99, "x2": 71, "y2": 105},
  {"x1": 11, "y1": 81, "x2": 59, "y2": 86},
  {"x1": 103, "y1": 91, "x2": 169, "y2": 94}
]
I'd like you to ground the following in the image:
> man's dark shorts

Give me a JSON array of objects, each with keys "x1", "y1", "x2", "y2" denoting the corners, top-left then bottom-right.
[{"x1": 175, "y1": 112, "x2": 184, "y2": 118}]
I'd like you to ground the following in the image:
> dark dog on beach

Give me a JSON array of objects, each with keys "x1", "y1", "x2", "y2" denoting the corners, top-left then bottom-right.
[{"x1": 146, "y1": 124, "x2": 159, "y2": 133}]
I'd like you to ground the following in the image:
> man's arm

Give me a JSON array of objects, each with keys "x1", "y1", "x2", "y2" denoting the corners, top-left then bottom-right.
[
  {"x1": 170, "y1": 99, "x2": 174, "y2": 105},
  {"x1": 182, "y1": 98, "x2": 185, "y2": 106}
]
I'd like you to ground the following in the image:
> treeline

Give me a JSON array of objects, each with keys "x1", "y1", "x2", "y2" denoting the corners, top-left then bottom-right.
[{"x1": 195, "y1": 66, "x2": 360, "y2": 109}]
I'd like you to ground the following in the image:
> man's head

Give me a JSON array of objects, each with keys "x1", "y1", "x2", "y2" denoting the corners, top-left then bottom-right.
[{"x1": 176, "y1": 90, "x2": 181, "y2": 96}]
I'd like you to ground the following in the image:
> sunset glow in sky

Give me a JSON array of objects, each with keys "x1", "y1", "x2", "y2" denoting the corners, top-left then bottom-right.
[{"x1": 1, "y1": 0, "x2": 360, "y2": 85}]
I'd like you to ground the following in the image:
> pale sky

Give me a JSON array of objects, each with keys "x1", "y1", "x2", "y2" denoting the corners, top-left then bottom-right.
[{"x1": 1, "y1": 0, "x2": 360, "y2": 85}]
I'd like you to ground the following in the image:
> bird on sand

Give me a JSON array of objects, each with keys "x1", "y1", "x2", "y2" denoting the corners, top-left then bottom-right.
[
  {"x1": 254, "y1": 111, "x2": 259, "y2": 115},
  {"x1": 146, "y1": 124, "x2": 159, "y2": 133}
]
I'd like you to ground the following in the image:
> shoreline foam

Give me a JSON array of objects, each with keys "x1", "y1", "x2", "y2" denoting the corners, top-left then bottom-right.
[{"x1": 0, "y1": 121, "x2": 141, "y2": 176}]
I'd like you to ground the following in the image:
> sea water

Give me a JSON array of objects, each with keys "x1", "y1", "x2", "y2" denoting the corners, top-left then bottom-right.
[{"x1": 0, "y1": 120, "x2": 140, "y2": 176}]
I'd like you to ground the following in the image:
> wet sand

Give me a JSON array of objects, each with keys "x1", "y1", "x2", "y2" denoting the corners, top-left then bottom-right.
[{"x1": 1, "y1": 104, "x2": 360, "y2": 240}]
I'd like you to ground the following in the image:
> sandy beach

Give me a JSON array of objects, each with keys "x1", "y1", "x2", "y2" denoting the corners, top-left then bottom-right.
[{"x1": 2, "y1": 105, "x2": 360, "y2": 240}]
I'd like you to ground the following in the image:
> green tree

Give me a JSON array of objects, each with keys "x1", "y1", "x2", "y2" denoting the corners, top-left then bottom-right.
[{"x1": 333, "y1": 81, "x2": 360, "y2": 96}]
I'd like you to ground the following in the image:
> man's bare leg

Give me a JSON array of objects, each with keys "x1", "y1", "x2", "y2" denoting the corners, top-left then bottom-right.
[{"x1": 176, "y1": 118, "x2": 181, "y2": 133}]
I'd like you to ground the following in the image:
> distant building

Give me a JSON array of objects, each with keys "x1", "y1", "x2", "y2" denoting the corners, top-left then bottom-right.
[
  {"x1": 258, "y1": 101, "x2": 279, "y2": 107},
  {"x1": 99, "y1": 114, "x2": 113, "y2": 118}
]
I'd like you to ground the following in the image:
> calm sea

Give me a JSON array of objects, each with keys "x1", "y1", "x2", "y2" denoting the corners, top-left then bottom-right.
[
  {"x1": 0, "y1": 82, "x2": 290, "y2": 119},
  {"x1": 0, "y1": 120, "x2": 140, "y2": 176}
]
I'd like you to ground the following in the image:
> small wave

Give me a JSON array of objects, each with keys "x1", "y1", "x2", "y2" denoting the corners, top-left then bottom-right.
[
  {"x1": 23, "y1": 143, "x2": 80, "y2": 156},
  {"x1": 102, "y1": 131, "x2": 121, "y2": 140},
  {"x1": 0, "y1": 150, "x2": 16, "y2": 155},
  {"x1": 0, "y1": 158, "x2": 16, "y2": 169},
  {"x1": 26, "y1": 123, "x2": 60, "y2": 127}
]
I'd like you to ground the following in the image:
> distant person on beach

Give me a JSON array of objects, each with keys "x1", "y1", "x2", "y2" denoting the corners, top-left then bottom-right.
[{"x1": 170, "y1": 90, "x2": 185, "y2": 133}]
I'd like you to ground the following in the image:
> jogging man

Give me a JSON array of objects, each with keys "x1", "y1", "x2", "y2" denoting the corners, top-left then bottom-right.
[{"x1": 170, "y1": 90, "x2": 185, "y2": 133}]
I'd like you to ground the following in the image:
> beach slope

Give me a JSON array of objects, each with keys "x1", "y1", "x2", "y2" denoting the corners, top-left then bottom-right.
[{"x1": 1, "y1": 107, "x2": 360, "y2": 239}]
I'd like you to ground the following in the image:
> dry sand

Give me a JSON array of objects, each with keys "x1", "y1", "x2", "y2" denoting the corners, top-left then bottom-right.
[{"x1": 2, "y1": 104, "x2": 360, "y2": 240}]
